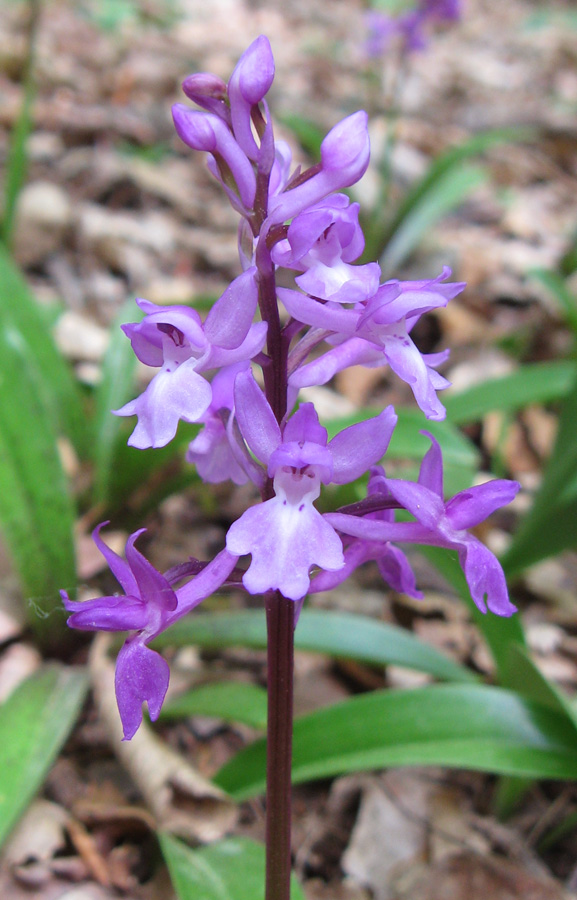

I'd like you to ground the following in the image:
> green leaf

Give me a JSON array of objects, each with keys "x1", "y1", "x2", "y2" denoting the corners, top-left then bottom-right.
[
  {"x1": 155, "y1": 608, "x2": 477, "y2": 684},
  {"x1": 160, "y1": 834, "x2": 306, "y2": 900},
  {"x1": 379, "y1": 162, "x2": 487, "y2": 275},
  {"x1": 504, "y1": 644, "x2": 577, "y2": 734},
  {"x1": 0, "y1": 320, "x2": 77, "y2": 643},
  {"x1": 0, "y1": 245, "x2": 87, "y2": 455},
  {"x1": 363, "y1": 127, "x2": 532, "y2": 267},
  {"x1": 443, "y1": 361, "x2": 576, "y2": 425},
  {"x1": 215, "y1": 685, "x2": 577, "y2": 800},
  {"x1": 161, "y1": 681, "x2": 268, "y2": 730},
  {"x1": 494, "y1": 645, "x2": 577, "y2": 818},
  {"x1": 0, "y1": 665, "x2": 88, "y2": 848},
  {"x1": 528, "y1": 269, "x2": 577, "y2": 336},
  {"x1": 502, "y1": 370, "x2": 577, "y2": 575}
]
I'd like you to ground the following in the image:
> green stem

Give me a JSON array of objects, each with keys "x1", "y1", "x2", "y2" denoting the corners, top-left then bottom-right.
[{"x1": 265, "y1": 591, "x2": 295, "y2": 900}]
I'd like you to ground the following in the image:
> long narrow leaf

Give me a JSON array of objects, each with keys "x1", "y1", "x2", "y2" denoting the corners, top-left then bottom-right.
[
  {"x1": 215, "y1": 685, "x2": 577, "y2": 800},
  {"x1": 92, "y1": 300, "x2": 141, "y2": 505},
  {"x1": 155, "y1": 609, "x2": 477, "y2": 684},
  {"x1": 161, "y1": 681, "x2": 268, "y2": 730},
  {"x1": 443, "y1": 361, "x2": 576, "y2": 425},
  {"x1": 0, "y1": 245, "x2": 87, "y2": 455},
  {"x1": 502, "y1": 370, "x2": 577, "y2": 575},
  {"x1": 0, "y1": 324, "x2": 77, "y2": 642},
  {"x1": 0, "y1": 665, "x2": 88, "y2": 848},
  {"x1": 379, "y1": 162, "x2": 487, "y2": 276}
]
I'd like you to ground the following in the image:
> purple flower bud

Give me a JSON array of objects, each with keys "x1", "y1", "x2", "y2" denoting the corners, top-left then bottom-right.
[
  {"x1": 181, "y1": 72, "x2": 230, "y2": 123},
  {"x1": 172, "y1": 106, "x2": 256, "y2": 210},
  {"x1": 228, "y1": 35, "x2": 275, "y2": 161},
  {"x1": 267, "y1": 111, "x2": 370, "y2": 225}
]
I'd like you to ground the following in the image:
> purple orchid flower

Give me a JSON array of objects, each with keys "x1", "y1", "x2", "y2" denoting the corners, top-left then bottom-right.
[
  {"x1": 62, "y1": 525, "x2": 238, "y2": 739},
  {"x1": 114, "y1": 268, "x2": 267, "y2": 448},
  {"x1": 284, "y1": 268, "x2": 464, "y2": 420},
  {"x1": 225, "y1": 370, "x2": 397, "y2": 600},
  {"x1": 365, "y1": 0, "x2": 461, "y2": 57},
  {"x1": 326, "y1": 433, "x2": 519, "y2": 617},
  {"x1": 271, "y1": 194, "x2": 381, "y2": 303}
]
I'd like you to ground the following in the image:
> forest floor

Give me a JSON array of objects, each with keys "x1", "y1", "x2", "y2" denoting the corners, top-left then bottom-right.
[{"x1": 1, "y1": 0, "x2": 577, "y2": 897}]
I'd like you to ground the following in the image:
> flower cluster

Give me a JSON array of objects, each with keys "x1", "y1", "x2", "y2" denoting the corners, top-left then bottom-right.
[
  {"x1": 63, "y1": 35, "x2": 518, "y2": 739},
  {"x1": 365, "y1": 0, "x2": 461, "y2": 57}
]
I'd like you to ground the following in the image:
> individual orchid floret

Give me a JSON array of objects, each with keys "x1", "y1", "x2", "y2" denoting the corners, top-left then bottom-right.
[
  {"x1": 225, "y1": 371, "x2": 397, "y2": 600},
  {"x1": 384, "y1": 433, "x2": 519, "y2": 615},
  {"x1": 186, "y1": 362, "x2": 250, "y2": 485},
  {"x1": 267, "y1": 111, "x2": 370, "y2": 226},
  {"x1": 327, "y1": 434, "x2": 519, "y2": 617},
  {"x1": 114, "y1": 268, "x2": 266, "y2": 449},
  {"x1": 365, "y1": 0, "x2": 461, "y2": 57},
  {"x1": 62, "y1": 525, "x2": 238, "y2": 740},
  {"x1": 271, "y1": 194, "x2": 380, "y2": 303},
  {"x1": 228, "y1": 35, "x2": 275, "y2": 162},
  {"x1": 172, "y1": 106, "x2": 256, "y2": 212},
  {"x1": 284, "y1": 268, "x2": 464, "y2": 421}
]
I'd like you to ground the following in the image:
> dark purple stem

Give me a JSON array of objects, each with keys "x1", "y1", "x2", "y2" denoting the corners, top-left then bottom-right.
[
  {"x1": 253, "y1": 128, "x2": 294, "y2": 900},
  {"x1": 265, "y1": 590, "x2": 294, "y2": 900}
]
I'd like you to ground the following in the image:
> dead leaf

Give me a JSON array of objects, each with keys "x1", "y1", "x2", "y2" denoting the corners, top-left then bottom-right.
[{"x1": 89, "y1": 635, "x2": 237, "y2": 842}]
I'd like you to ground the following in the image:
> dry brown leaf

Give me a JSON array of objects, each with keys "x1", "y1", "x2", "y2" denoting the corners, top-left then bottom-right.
[{"x1": 89, "y1": 635, "x2": 237, "y2": 842}]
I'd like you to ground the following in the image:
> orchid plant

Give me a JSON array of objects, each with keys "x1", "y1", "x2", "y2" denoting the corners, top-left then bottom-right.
[{"x1": 62, "y1": 36, "x2": 518, "y2": 900}]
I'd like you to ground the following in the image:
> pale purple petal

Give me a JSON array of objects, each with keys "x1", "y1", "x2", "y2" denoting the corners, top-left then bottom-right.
[
  {"x1": 329, "y1": 406, "x2": 397, "y2": 484},
  {"x1": 115, "y1": 640, "x2": 170, "y2": 740},
  {"x1": 204, "y1": 268, "x2": 259, "y2": 349},
  {"x1": 377, "y1": 544, "x2": 423, "y2": 598},
  {"x1": 234, "y1": 369, "x2": 281, "y2": 464},
  {"x1": 228, "y1": 35, "x2": 275, "y2": 160},
  {"x1": 290, "y1": 337, "x2": 374, "y2": 388},
  {"x1": 283, "y1": 403, "x2": 327, "y2": 445},
  {"x1": 382, "y1": 329, "x2": 447, "y2": 420},
  {"x1": 445, "y1": 480, "x2": 520, "y2": 530},
  {"x1": 417, "y1": 432, "x2": 444, "y2": 496},
  {"x1": 205, "y1": 321, "x2": 267, "y2": 370},
  {"x1": 187, "y1": 417, "x2": 249, "y2": 485},
  {"x1": 278, "y1": 288, "x2": 357, "y2": 333},
  {"x1": 383, "y1": 479, "x2": 446, "y2": 530}
]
